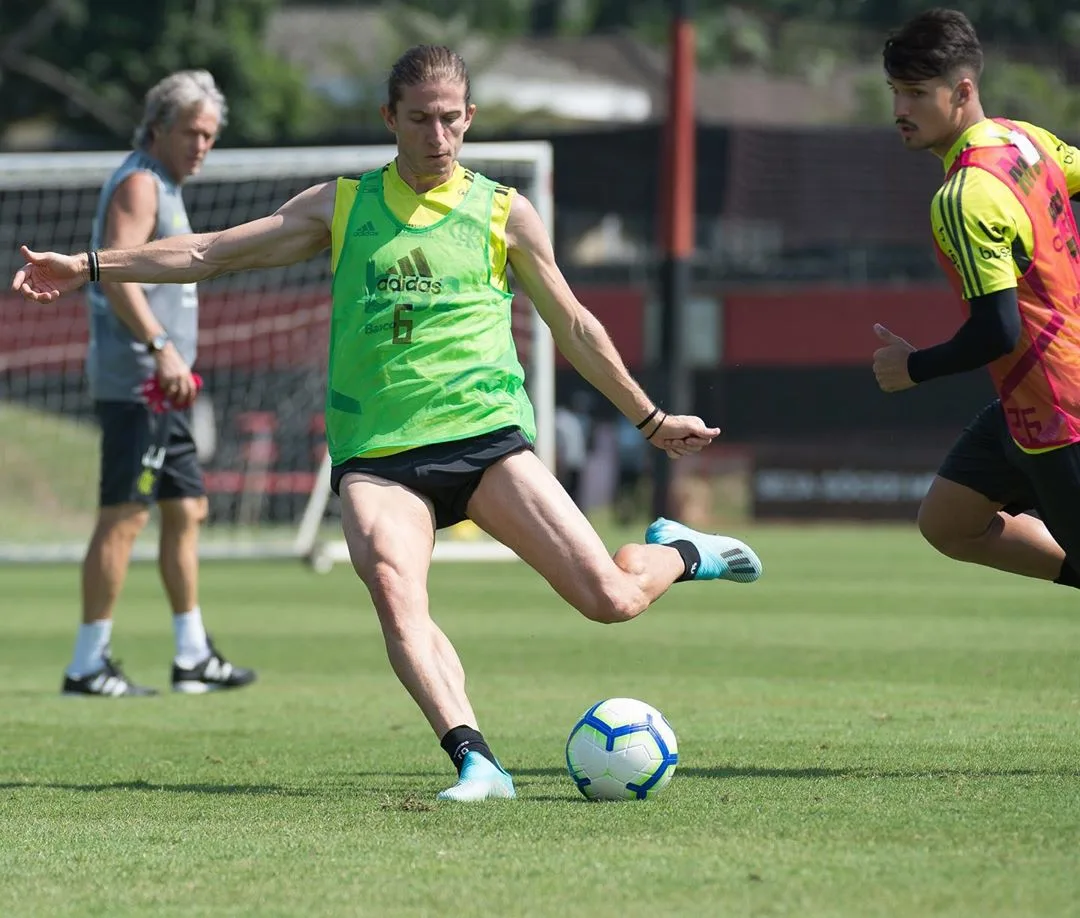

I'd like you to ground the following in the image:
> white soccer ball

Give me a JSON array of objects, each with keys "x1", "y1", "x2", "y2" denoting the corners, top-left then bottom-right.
[{"x1": 565, "y1": 697, "x2": 679, "y2": 801}]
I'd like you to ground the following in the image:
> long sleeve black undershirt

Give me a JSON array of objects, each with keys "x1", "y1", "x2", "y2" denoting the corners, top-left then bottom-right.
[{"x1": 907, "y1": 287, "x2": 1022, "y2": 384}]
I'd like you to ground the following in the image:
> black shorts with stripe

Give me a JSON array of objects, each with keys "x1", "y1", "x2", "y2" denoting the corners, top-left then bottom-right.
[
  {"x1": 330, "y1": 426, "x2": 533, "y2": 529},
  {"x1": 96, "y1": 400, "x2": 205, "y2": 507},
  {"x1": 938, "y1": 400, "x2": 1080, "y2": 556}
]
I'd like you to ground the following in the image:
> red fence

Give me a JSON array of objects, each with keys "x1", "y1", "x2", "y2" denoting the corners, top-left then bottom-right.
[{"x1": 1, "y1": 281, "x2": 963, "y2": 374}]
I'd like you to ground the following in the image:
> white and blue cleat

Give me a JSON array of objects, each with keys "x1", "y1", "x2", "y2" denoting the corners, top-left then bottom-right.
[
  {"x1": 436, "y1": 751, "x2": 517, "y2": 802},
  {"x1": 646, "y1": 517, "x2": 763, "y2": 583}
]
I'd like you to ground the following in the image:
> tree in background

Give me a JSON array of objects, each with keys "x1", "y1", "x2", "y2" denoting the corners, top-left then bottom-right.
[
  {"x1": 8, "y1": 0, "x2": 1076, "y2": 148},
  {"x1": 0, "y1": 0, "x2": 322, "y2": 149}
]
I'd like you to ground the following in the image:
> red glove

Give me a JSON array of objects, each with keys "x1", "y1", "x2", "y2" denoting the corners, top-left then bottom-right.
[{"x1": 141, "y1": 373, "x2": 203, "y2": 414}]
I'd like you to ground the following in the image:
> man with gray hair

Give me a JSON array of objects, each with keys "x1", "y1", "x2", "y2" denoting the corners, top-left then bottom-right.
[{"x1": 63, "y1": 69, "x2": 256, "y2": 696}]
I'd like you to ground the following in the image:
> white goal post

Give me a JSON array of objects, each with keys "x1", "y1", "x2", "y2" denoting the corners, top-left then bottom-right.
[{"x1": 0, "y1": 141, "x2": 554, "y2": 565}]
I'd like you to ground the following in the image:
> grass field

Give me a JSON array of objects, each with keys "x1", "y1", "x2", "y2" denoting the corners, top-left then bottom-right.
[
  {"x1": 2, "y1": 524, "x2": 1079, "y2": 917},
  {"x1": 0, "y1": 402, "x2": 99, "y2": 541}
]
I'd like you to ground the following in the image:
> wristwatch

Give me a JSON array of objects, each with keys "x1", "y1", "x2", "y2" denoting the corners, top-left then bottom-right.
[{"x1": 147, "y1": 332, "x2": 170, "y2": 354}]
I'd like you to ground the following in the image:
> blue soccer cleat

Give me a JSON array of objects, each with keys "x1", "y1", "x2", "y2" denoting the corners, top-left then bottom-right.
[
  {"x1": 436, "y1": 751, "x2": 517, "y2": 802},
  {"x1": 646, "y1": 517, "x2": 763, "y2": 583}
]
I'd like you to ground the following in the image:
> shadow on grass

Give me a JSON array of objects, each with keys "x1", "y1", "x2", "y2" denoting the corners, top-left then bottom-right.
[
  {"x1": 679, "y1": 766, "x2": 1080, "y2": 779},
  {"x1": 519, "y1": 794, "x2": 587, "y2": 803},
  {"x1": 508, "y1": 765, "x2": 1080, "y2": 780},
  {"x1": 0, "y1": 780, "x2": 316, "y2": 796}
]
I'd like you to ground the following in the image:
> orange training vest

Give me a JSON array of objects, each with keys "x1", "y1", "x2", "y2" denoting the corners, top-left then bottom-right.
[{"x1": 936, "y1": 118, "x2": 1080, "y2": 449}]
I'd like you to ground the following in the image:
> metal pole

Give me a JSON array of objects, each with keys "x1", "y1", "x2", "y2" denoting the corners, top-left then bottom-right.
[{"x1": 652, "y1": 0, "x2": 696, "y2": 518}]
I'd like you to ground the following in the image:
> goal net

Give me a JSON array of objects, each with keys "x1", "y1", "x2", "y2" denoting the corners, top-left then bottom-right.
[{"x1": 0, "y1": 141, "x2": 554, "y2": 565}]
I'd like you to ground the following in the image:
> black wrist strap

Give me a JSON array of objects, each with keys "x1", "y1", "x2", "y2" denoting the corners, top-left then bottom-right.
[
  {"x1": 635, "y1": 406, "x2": 659, "y2": 430},
  {"x1": 88, "y1": 251, "x2": 100, "y2": 283},
  {"x1": 645, "y1": 411, "x2": 667, "y2": 441}
]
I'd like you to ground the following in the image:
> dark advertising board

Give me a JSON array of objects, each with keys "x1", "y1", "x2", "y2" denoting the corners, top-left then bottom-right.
[{"x1": 751, "y1": 444, "x2": 942, "y2": 521}]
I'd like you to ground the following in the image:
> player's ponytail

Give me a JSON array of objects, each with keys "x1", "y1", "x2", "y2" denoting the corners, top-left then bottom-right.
[{"x1": 387, "y1": 46, "x2": 471, "y2": 113}]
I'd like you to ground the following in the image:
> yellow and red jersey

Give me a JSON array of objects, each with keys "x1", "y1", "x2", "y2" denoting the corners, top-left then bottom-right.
[{"x1": 932, "y1": 118, "x2": 1080, "y2": 450}]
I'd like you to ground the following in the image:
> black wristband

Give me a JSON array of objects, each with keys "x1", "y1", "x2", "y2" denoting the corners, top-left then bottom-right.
[
  {"x1": 635, "y1": 406, "x2": 659, "y2": 430},
  {"x1": 645, "y1": 411, "x2": 667, "y2": 441},
  {"x1": 88, "y1": 251, "x2": 100, "y2": 283}
]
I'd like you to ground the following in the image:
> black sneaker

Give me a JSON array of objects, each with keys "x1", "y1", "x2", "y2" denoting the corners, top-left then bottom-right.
[
  {"x1": 62, "y1": 656, "x2": 158, "y2": 697},
  {"x1": 171, "y1": 638, "x2": 257, "y2": 693}
]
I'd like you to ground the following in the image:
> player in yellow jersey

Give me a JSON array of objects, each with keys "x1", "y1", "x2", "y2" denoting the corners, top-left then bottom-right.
[
  {"x1": 13, "y1": 45, "x2": 762, "y2": 802},
  {"x1": 871, "y1": 10, "x2": 1080, "y2": 595}
]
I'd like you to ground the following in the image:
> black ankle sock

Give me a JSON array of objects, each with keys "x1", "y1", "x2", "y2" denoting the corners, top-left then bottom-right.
[
  {"x1": 669, "y1": 539, "x2": 702, "y2": 582},
  {"x1": 1055, "y1": 560, "x2": 1080, "y2": 589},
  {"x1": 440, "y1": 725, "x2": 497, "y2": 774}
]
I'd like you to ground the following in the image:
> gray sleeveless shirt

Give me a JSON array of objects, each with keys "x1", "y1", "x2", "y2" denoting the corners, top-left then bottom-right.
[{"x1": 86, "y1": 151, "x2": 198, "y2": 401}]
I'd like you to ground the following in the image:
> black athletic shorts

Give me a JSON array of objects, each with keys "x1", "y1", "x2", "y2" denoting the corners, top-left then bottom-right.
[
  {"x1": 938, "y1": 400, "x2": 1080, "y2": 556},
  {"x1": 95, "y1": 400, "x2": 206, "y2": 507},
  {"x1": 330, "y1": 426, "x2": 533, "y2": 529}
]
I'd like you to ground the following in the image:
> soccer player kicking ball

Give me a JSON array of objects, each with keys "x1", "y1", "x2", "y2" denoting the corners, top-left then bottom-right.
[
  {"x1": 873, "y1": 11, "x2": 1080, "y2": 592},
  {"x1": 13, "y1": 45, "x2": 761, "y2": 801}
]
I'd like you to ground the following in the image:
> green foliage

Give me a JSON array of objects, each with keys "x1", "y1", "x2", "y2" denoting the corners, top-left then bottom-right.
[
  {"x1": 0, "y1": 0, "x2": 323, "y2": 148},
  {"x1": 853, "y1": 70, "x2": 894, "y2": 125},
  {"x1": 0, "y1": 402, "x2": 98, "y2": 540},
  {"x1": 5, "y1": 0, "x2": 1078, "y2": 145},
  {"x1": 695, "y1": 8, "x2": 773, "y2": 70},
  {"x1": 714, "y1": 0, "x2": 1078, "y2": 43},
  {"x1": 851, "y1": 0, "x2": 1076, "y2": 43},
  {"x1": 285, "y1": 0, "x2": 536, "y2": 35},
  {"x1": 981, "y1": 59, "x2": 1080, "y2": 136},
  {"x1": 378, "y1": 0, "x2": 536, "y2": 36}
]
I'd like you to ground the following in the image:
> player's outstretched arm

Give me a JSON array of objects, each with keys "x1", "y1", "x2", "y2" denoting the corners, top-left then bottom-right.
[
  {"x1": 506, "y1": 193, "x2": 718, "y2": 458},
  {"x1": 13, "y1": 182, "x2": 336, "y2": 304}
]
